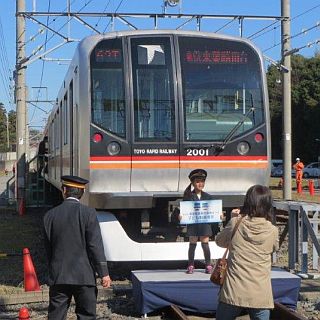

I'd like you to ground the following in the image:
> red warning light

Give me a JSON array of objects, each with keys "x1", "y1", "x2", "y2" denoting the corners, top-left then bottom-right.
[
  {"x1": 93, "y1": 133, "x2": 103, "y2": 143},
  {"x1": 254, "y1": 133, "x2": 264, "y2": 143}
]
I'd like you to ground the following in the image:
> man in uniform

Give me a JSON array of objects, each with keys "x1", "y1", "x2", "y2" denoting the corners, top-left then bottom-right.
[
  {"x1": 43, "y1": 175, "x2": 111, "y2": 319},
  {"x1": 38, "y1": 136, "x2": 48, "y2": 175}
]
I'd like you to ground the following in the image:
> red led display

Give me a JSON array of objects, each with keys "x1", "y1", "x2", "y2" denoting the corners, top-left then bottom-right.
[
  {"x1": 95, "y1": 49, "x2": 122, "y2": 62},
  {"x1": 185, "y1": 50, "x2": 248, "y2": 64}
]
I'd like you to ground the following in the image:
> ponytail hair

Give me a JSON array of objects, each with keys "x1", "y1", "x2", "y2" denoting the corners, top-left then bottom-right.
[{"x1": 183, "y1": 183, "x2": 192, "y2": 200}]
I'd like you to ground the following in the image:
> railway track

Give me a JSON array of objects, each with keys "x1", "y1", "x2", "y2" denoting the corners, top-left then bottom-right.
[
  {"x1": 164, "y1": 302, "x2": 308, "y2": 320},
  {"x1": 0, "y1": 282, "x2": 309, "y2": 319}
]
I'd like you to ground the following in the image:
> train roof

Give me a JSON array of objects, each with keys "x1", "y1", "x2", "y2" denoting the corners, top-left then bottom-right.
[{"x1": 77, "y1": 29, "x2": 260, "y2": 48}]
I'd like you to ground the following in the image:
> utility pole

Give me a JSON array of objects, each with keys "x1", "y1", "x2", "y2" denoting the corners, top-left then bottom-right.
[
  {"x1": 16, "y1": 0, "x2": 27, "y2": 214},
  {"x1": 281, "y1": 0, "x2": 292, "y2": 200}
]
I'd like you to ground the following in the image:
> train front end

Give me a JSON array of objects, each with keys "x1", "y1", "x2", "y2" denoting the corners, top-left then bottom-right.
[{"x1": 86, "y1": 31, "x2": 270, "y2": 261}]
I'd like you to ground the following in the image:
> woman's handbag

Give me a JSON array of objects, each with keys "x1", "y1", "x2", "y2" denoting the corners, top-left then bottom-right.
[
  {"x1": 210, "y1": 216, "x2": 244, "y2": 286},
  {"x1": 210, "y1": 249, "x2": 228, "y2": 286}
]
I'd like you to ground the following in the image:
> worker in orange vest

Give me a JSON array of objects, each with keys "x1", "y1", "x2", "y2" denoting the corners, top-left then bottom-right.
[{"x1": 293, "y1": 157, "x2": 304, "y2": 184}]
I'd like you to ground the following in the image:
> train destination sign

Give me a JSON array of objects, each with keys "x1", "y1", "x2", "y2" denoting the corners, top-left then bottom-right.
[
  {"x1": 95, "y1": 48, "x2": 122, "y2": 62},
  {"x1": 184, "y1": 50, "x2": 248, "y2": 64},
  {"x1": 180, "y1": 200, "x2": 222, "y2": 224}
]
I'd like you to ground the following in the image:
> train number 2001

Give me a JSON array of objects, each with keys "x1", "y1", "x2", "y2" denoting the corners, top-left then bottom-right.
[{"x1": 186, "y1": 148, "x2": 209, "y2": 156}]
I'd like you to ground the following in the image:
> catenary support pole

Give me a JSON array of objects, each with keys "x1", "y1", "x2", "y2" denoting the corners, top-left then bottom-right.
[
  {"x1": 16, "y1": 0, "x2": 27, "y2": 213},
  {"x1": 281, "y1": 0, "x2": 292, "y2": 200}
]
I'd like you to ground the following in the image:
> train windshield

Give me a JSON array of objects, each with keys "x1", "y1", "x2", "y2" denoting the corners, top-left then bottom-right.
[
  {"x1": 131, "y1": 37, "x2": 175, "y2": 142},
  {"x1": 179, "y1": 36, "x2": 264, "y2": 142},
  {"x1": 90, "y1": 38, "x2": 126, "y2": 138}
]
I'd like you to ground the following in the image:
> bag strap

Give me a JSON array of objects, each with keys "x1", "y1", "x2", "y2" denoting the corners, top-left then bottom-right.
[
  {"x1": 230, "y1": 215, "x2": 244, "y2": 240},
  {"x1": 221, "y1": 215, "x2": 244, "y2": 259}
]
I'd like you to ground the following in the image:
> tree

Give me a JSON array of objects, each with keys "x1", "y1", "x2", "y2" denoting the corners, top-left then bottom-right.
[
  {"x1": 266, "y1": 65, "x2": 282, "y2": 158},
  {"x1": 8, "y1": 110, "x2": 16, "y2": 152},
  {"x1": 0, "y1": 103, "x2": 8, "y2": 152},
  {"x1": 267, "y1": 53, "x2": 320, "y2": 163},
  {"x1": 0, "y1": 103, "x2": 17, "y2": 152}
]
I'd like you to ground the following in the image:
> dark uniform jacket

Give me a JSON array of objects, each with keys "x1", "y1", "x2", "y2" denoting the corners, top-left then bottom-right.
[
  {"x1": 184, "y1": 190, "x2": 214, "y2": 237},
  {"x1": 183, "y1": 190, "x2": 212, "y2": 202},
  {"x1": 43, "y1": 198, "x2": 109, "y2": 286}
]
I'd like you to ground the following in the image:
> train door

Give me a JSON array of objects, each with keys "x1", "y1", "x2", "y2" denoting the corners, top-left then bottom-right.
[
  {"x1": 129, "y1": 36, "x2": 179, "y2": 192},
  {"x1": 59, "y1": 103, "x2": 63, "y2": 179},
  {"x1": 48, "y1": 119, "x2": 55, "y2": 179},
  {"x1": 54, "y1": 109, "x2": 60, "y2": 180},
  {"x1": 69, "y1": 81, "x2": 74, "y2": 175},
  {"x1": 72, "y1": 65, "x2": 79, "y2": 175}
]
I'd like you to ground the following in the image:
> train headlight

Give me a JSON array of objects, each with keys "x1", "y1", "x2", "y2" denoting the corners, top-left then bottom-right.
[
  {"x1": 107, "y1": 141, "x2": 121, "y2": 155},
  {"x1": 237, "y1": 141, "x2": 250, "y2": 155}
]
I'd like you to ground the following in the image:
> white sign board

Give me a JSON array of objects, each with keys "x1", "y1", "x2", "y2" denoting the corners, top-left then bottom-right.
[{"x1": 180, "y1": 200, "x2": 222, "y2": 224}]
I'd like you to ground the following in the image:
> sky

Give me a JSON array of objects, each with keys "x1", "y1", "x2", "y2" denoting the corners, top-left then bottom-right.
[{"x1": 0, "y1": 0, "x2": 319, "y2": 131}]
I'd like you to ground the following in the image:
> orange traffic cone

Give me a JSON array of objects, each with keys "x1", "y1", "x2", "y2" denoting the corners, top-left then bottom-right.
[
  {"x1": 309, "y1": 180, "x2": 315, "y2": 196},
  {"x1": 297, "y1": 181, "x2": 302, "y2": 194},
  {"x1": 18, "y1": 307, "x2": 30, "y2": 320},
  {"x1": 23, "y1": 248, "x2": 40, "y2": 292}
]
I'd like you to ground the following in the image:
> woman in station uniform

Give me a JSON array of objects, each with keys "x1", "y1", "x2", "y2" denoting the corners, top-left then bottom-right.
[{"x1": 182, "y1": 169, "x2": 214, "y2": 274}]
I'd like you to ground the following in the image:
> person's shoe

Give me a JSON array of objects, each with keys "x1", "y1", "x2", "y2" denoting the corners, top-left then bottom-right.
[
  {"x1": 205, "y1": 265, "x2": 213, "y2": 274},
  {"x1": 186, "y1": 265, "x2": 194, "y2": 274}
]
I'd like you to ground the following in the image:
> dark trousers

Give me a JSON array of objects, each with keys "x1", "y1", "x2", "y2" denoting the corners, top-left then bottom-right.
[{"x1": 48, "y1": 284, "x2": 97, "y2": 320}]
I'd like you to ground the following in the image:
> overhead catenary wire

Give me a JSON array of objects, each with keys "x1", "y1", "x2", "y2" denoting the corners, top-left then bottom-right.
[
  {"x1": 92, "y1": 0, "x2": 112, "y2": 33},
  {"x1": 0, "y1": 16, "x2": 13, "y2": 108},
  {"x1": 103, "y1": 0, "x2": 127, "y2": 33},
  {"x1": 285, "y1": 38, "x2": 320, "y2": 56},
  {"x1": 27, "y1": 0, "x2": 97, "y2": 128},
  {"x1": 248, "y1": 3, "x2": 320, "y2": 41},
  {"x1": 263, "y1": 20, "x2": 320, "y2": 53},
  {"x1": 29, "y1": 0, "x2": 51, "y2": 125},
  {"x1": 24, "y1": 0, "x2": 78, "y2": 47},
  {"x1": 214, "y1": 18, "x2": 237, "y2": 33},
  {"x1": 248, "y1": 20, "x2": 279, "y2": 40},
  {"x1": 0, "y1": 19, "x2": 11, "y2": 84},
  {"x1": 27, "y1": 0, "x2": 126, "y2": 128},
  {"x1": 25, "y1": 0, "x2": 96, "y2": 63}
]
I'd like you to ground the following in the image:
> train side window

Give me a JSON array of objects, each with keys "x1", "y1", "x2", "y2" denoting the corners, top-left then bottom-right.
[
  {"x1": 90, "y1": 38, "x2": 126, "y2": 138},
  {"x1": 131, "y1": 37, "x2": 175, "y2": 142}
]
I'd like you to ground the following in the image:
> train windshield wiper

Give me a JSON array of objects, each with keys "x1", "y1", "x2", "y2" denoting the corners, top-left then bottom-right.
[{"x1": 215, "y1": 107, "x2": 255, "y2": 154}]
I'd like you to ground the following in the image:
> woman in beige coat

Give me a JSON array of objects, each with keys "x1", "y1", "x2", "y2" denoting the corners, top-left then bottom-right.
[{"x1": 215, "y1": 185, "x2": 279, "y2": 320}]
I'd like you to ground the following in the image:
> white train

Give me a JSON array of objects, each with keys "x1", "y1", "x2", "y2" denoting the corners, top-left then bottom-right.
[{"x1": 43, "y1": 30, "x2": 270, "y2": 262}]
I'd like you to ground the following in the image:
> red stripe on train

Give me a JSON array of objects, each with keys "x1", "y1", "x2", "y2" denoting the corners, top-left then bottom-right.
[{"x1": 90, "y1": 155, "x2": 268, "y2": 161}]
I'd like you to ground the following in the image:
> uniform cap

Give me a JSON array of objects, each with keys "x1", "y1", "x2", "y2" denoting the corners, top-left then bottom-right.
[
  {"x1": 61, "y1": 175, "x2": 89, "y2": 189},
  {"x1": 296, "y1": 157, "x2": 300, "y2": 161},
  {"x1": 188, "y1": 169, "x2": 207, "y2": 181}
]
